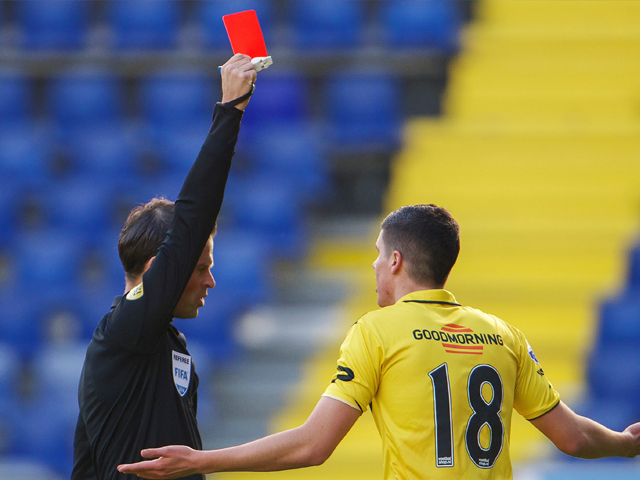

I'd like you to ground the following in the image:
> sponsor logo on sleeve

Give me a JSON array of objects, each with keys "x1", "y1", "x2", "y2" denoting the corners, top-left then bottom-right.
[
  {"x1": 527, "y1": 341, "x2": 540, "y2": 364},
  {"x1": 126, "y1": 282, "x2": 144, "y2": 301},
  {"x1": 172, "y1": 351, "x2": 191, "y2": 397},
  {"x1": 331, "y1": 365, "x2": 355, "y2": 383}
]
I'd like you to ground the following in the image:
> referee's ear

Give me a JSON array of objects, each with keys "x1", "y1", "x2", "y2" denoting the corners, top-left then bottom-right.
[{"x1": 142, "y1": 256, "x2": 156, "y2": 275}]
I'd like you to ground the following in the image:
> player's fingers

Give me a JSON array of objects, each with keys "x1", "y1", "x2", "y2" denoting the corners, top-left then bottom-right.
[{"x1": 140, "y1": 447, "x2": 167, "y2": 458}]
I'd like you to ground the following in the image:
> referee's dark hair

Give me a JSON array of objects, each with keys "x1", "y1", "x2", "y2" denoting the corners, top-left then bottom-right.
[
  {"x1": 381, "y1": 204, "x2": 460, "y2": 288},
  {"x1": 118, "y1": 198, "x2": 174, "y2": 281}
]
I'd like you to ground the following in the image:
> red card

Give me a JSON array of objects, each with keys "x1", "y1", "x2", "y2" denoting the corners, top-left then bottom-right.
[{"x1": 222, "y1": 10, "x2": 268, "y2": 58}]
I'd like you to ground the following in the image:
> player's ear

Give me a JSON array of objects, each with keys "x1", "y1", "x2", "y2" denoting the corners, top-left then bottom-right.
[{"x1": 390, "y1": 250, "x2": 402, "y2": 274}]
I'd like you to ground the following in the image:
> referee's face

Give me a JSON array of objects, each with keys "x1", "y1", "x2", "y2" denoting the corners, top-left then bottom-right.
[
  {"x1": 174, "y1": 237, "x2": 215, "y2": 319},
  {"x1": 373, "y1": 230, "x2": 394, "y2": 307}
]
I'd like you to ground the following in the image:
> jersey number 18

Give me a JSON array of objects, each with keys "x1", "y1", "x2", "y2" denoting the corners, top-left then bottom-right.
[{"x1": 428, "y1": 363, "x2": 504, "y2": 469}]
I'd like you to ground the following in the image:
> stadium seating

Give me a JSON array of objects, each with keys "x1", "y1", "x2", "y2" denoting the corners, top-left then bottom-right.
[
  {"x1": 627, "y1": 243, "x2": 640, "y2": 289},
  {"x1": 44, "y1": 180, "x2": 115, "y2": 233},
  {"x1": 0, "y1": 125, "x2": 51, "y2": 185},
  {"x1": 324, "y1": 69, "x2": 402, "y2": 151},
  {"x1": 48, "y1": 68, "x2": 123, "y2": 136},
  {"x1": 378, "y1": 0, "x2": 461, "y2": 52},
  {"x1": 248, "y1": 124, "x2": 330, "y2": 204},
  {"x1": 140, "y1": 69, "x2": 214, "y2": 135},
  {"x1": 16, "y1": 0, "x2": 89, "y2": 51},
  {"x1": 224, "y1": 173, "x2": 307, "y2": 259},
  {"x1": 0, "y1": 290, "x2": 41, "y2": 358},
  {"x1": 238, "y1": 70, "x2": 309, "y2": 133},
  {"x1": 198, "y1": 0, "x2": 275, "y2": 50},
  {"x1": 107, "y1": 0, "x2": 180, "y2": 50},
  {"x1": 14, "y1": 229, "x2": 85, "y2": 290},
  {"x1": 0, "y1": 70, "x2": 31, "y2": 128},
  {"x1": 595, "y1": 292, "x2": 640, "y2": 347},
  {"x1": 289, "y1": 0, "x2": 365, "y2": 49}
]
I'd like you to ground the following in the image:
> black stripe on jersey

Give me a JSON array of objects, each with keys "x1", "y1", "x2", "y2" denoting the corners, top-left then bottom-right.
[{"x1": 403, "y1": 300, "x2": 461, "y2": 306}]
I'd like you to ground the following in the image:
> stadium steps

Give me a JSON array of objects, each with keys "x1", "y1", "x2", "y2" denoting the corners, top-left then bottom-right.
[{"x1": 213, "y1": 1, "x2": 640, "y2": 478}]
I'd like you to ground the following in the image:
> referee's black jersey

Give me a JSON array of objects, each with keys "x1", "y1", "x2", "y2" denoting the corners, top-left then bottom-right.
[{"x1": 72, "y1": 103, "x2": 244, "y2": 480}]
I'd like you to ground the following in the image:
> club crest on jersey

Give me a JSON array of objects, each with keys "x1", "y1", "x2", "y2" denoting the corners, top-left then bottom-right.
[
  {"x1": 172, "y1": 351, "x2": 191, "y2": 397},
  {"x1": 527, "y1": 341, "x2": 540, "y2": 364}
]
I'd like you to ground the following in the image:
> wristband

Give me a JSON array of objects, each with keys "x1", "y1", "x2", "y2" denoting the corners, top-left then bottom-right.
[{"x1": 223, "y1": 83, "x2": 255, "y2": 108}]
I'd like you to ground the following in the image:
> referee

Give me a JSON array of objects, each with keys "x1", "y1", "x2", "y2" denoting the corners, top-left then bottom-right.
[
  {"x1": 72, "y1": 54, "x2": 257, "y2": 480},
  {"x1": 119, "y1": 204, "x2": 640, "y2": 479}
]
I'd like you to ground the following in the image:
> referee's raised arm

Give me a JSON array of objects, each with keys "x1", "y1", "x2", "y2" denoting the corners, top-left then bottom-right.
[{"x1": 108, "y1": 54, "x2": 257, "y2": 349}]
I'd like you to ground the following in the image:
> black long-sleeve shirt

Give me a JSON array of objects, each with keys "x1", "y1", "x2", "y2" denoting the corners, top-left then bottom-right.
[{"x1": 72, "y1": 103, "x2": 244, "y2": 480}]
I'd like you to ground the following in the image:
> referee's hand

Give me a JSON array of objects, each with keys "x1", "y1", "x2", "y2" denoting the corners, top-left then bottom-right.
[{"x1": 220, "y1": 54, "x2": 257, "y2": 111}]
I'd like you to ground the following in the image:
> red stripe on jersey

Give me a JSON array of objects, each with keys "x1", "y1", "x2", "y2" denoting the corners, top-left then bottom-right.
[
  {"x1": 442, "y1": 343, "x2": 483, "y2": 350},
  {"x1": 442, "y1": 324, "x2": 473, "y2": 333},
  {"x1": 445, "y1": 349, "x2": 483, "y2": 355}
]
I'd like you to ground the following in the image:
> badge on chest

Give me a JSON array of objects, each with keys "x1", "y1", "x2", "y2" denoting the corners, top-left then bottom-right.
[{"x1": 172, "y1": 350, "x2": 192, "y2": 397}]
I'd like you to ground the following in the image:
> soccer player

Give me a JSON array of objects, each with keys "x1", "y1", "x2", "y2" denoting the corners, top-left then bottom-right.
[
  {"x1": 71, "y1": 54, "x2": 257, "y2": 480},
  {"x1": 117, "y1": 204, "x2": 640, "y2": 480}
]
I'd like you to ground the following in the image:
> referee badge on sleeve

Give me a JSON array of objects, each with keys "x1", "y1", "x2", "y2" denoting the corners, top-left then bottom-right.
[
  {"x1": 172, "y1": 351, "x2": 192, "y2": 396},
  {"x1": 126, "y1": 282, "x2": 144, "y2": 301}
]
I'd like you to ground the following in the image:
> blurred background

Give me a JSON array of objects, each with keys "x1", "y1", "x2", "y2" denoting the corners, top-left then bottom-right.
[{"x1": 0, "y1": 0, "x2": 639, "y2": 479}]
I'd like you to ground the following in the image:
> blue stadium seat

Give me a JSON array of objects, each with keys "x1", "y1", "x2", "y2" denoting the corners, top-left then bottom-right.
[
  {"x1": 224, "y1": 173, "x2": 307, "y2": 259},
  {"x1": 0, "y1": 343, "x2": 21, "y2": 409},
  {"x1": 17, "y1": 396, "x2": 78, "y2": 477},
  {"x1": 44, "y1": 180, "x2": 115, "y2": 233},
  {"x1": 151, "y1": 128, "x2": 209, "y2": 177},
  {"x1": 15, "y1": 229, "x2": 85, "y2": 290},
  {"x1": 290, "y1": 0, "x2": 365, "y2": 49},
  {"x1": 48, "y1": 68, "x2": 123, "y2": 136},
  {"x1": 0, "y1": 182, "x2": 20, "y2": 238},
  {"x1": 198, "y1": 0, "x2": 274, "y2": 50},
  {"x1": 587, "y1": 345, "x2": 640, "y2": 404},
  {"x1": 108, "y1": 0, "x2": 180, "y2": 50},
  {"x1": 140, "y1": 70, "x2": 214, "y2": 134},
  {"x1": 0, "y1": 70, "x2": 31, "y2": 128},
  {"x1": 66, "y1": 125, "x2": 144, "y2": 183},
  {"x1": 596, "y1": 293, "x2": 640, "y2": 347},
  {"x1": 324, "y1": 69, "x2": 402, "y2": 151},
  {"x1": 240, "y1": 70, "x2": 309, "y2": 133},
  {"x1": 32, "y1": 344, "x2": 87, "y2": 404},
  {"x1": 628, "y1": 243, "x2": 640, "y2": 289},
  {"x1": 0, "y1": 289, "x2": 41, "y2": 358},
  {"x1": 16, "y1": 0, "x2": 89, "y2": 50},
  {"x1": 378, "y1": 0, "x2": 461, "y2": 53},
  {"x1": 249, "y1": 125, "x2": 330, "y2": 204},
  {"x1": 0, "y1": 125, "x2": 51, "y2": 185}
]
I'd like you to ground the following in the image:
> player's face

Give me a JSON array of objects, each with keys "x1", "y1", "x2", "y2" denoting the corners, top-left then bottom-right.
[
  {"x1": 173, "y1": 237, "x2": 215, "y2": 319},
  {"x1": 373, "y1": 230, "x2": 394, "y2": 307}
]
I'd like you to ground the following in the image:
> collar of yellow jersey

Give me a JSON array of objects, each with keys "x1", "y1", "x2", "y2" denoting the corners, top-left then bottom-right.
[{"x1": 397, "y1": 289, "x2": 461, "y2": 307}]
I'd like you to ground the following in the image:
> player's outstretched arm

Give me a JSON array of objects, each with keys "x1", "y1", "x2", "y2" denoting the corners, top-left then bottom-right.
[
  {"x1": 530, "y1": 400, "x2": 640, "y2": 459},
  {"x1": 117, "y1": 397, "x2": 361, "y2": 479}
]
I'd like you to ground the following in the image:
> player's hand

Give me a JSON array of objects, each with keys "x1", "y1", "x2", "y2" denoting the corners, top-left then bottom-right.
[
  {"x1": 220, "y1": 53, "x2": 257, "y2": 111},
  {"x1": 622, "y1": 422, "x2": 640, "y2": 457},
  {"x1": 117, "y1": 446, "x2": 200, "y2": 479}
]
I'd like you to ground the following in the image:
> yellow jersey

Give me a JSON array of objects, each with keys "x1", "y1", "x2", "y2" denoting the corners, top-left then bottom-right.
[{"x1": 324, "y1": 289, "x2": 560, "y2": 480}]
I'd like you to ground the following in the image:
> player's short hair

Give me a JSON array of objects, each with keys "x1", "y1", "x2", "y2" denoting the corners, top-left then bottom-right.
[
  {"x1": 118, "y1": 198, "x2": 216, "y2": 281},
  {"x1": 381, "y1": 204, "x2": 460, "y2": 288}
]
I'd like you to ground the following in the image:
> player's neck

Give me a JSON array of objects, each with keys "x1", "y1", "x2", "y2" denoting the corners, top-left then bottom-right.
[{"x1": 392, "y1": 276, "x2": 438, "y2": 303}]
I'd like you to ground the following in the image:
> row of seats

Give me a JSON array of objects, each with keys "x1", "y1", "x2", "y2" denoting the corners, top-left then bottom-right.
[
  {"x1": 0, "y1": 0, "x2": 461, "y2": 53},
  {"x1": 584, "y1": 241, "x2": 640, "y2": 433},
  {"x1": 0, "y1": 68, "x2": 400, "y2": 186},
  {"x1": 0, "y1": 339, "x2": 219, "y2": 477}
]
